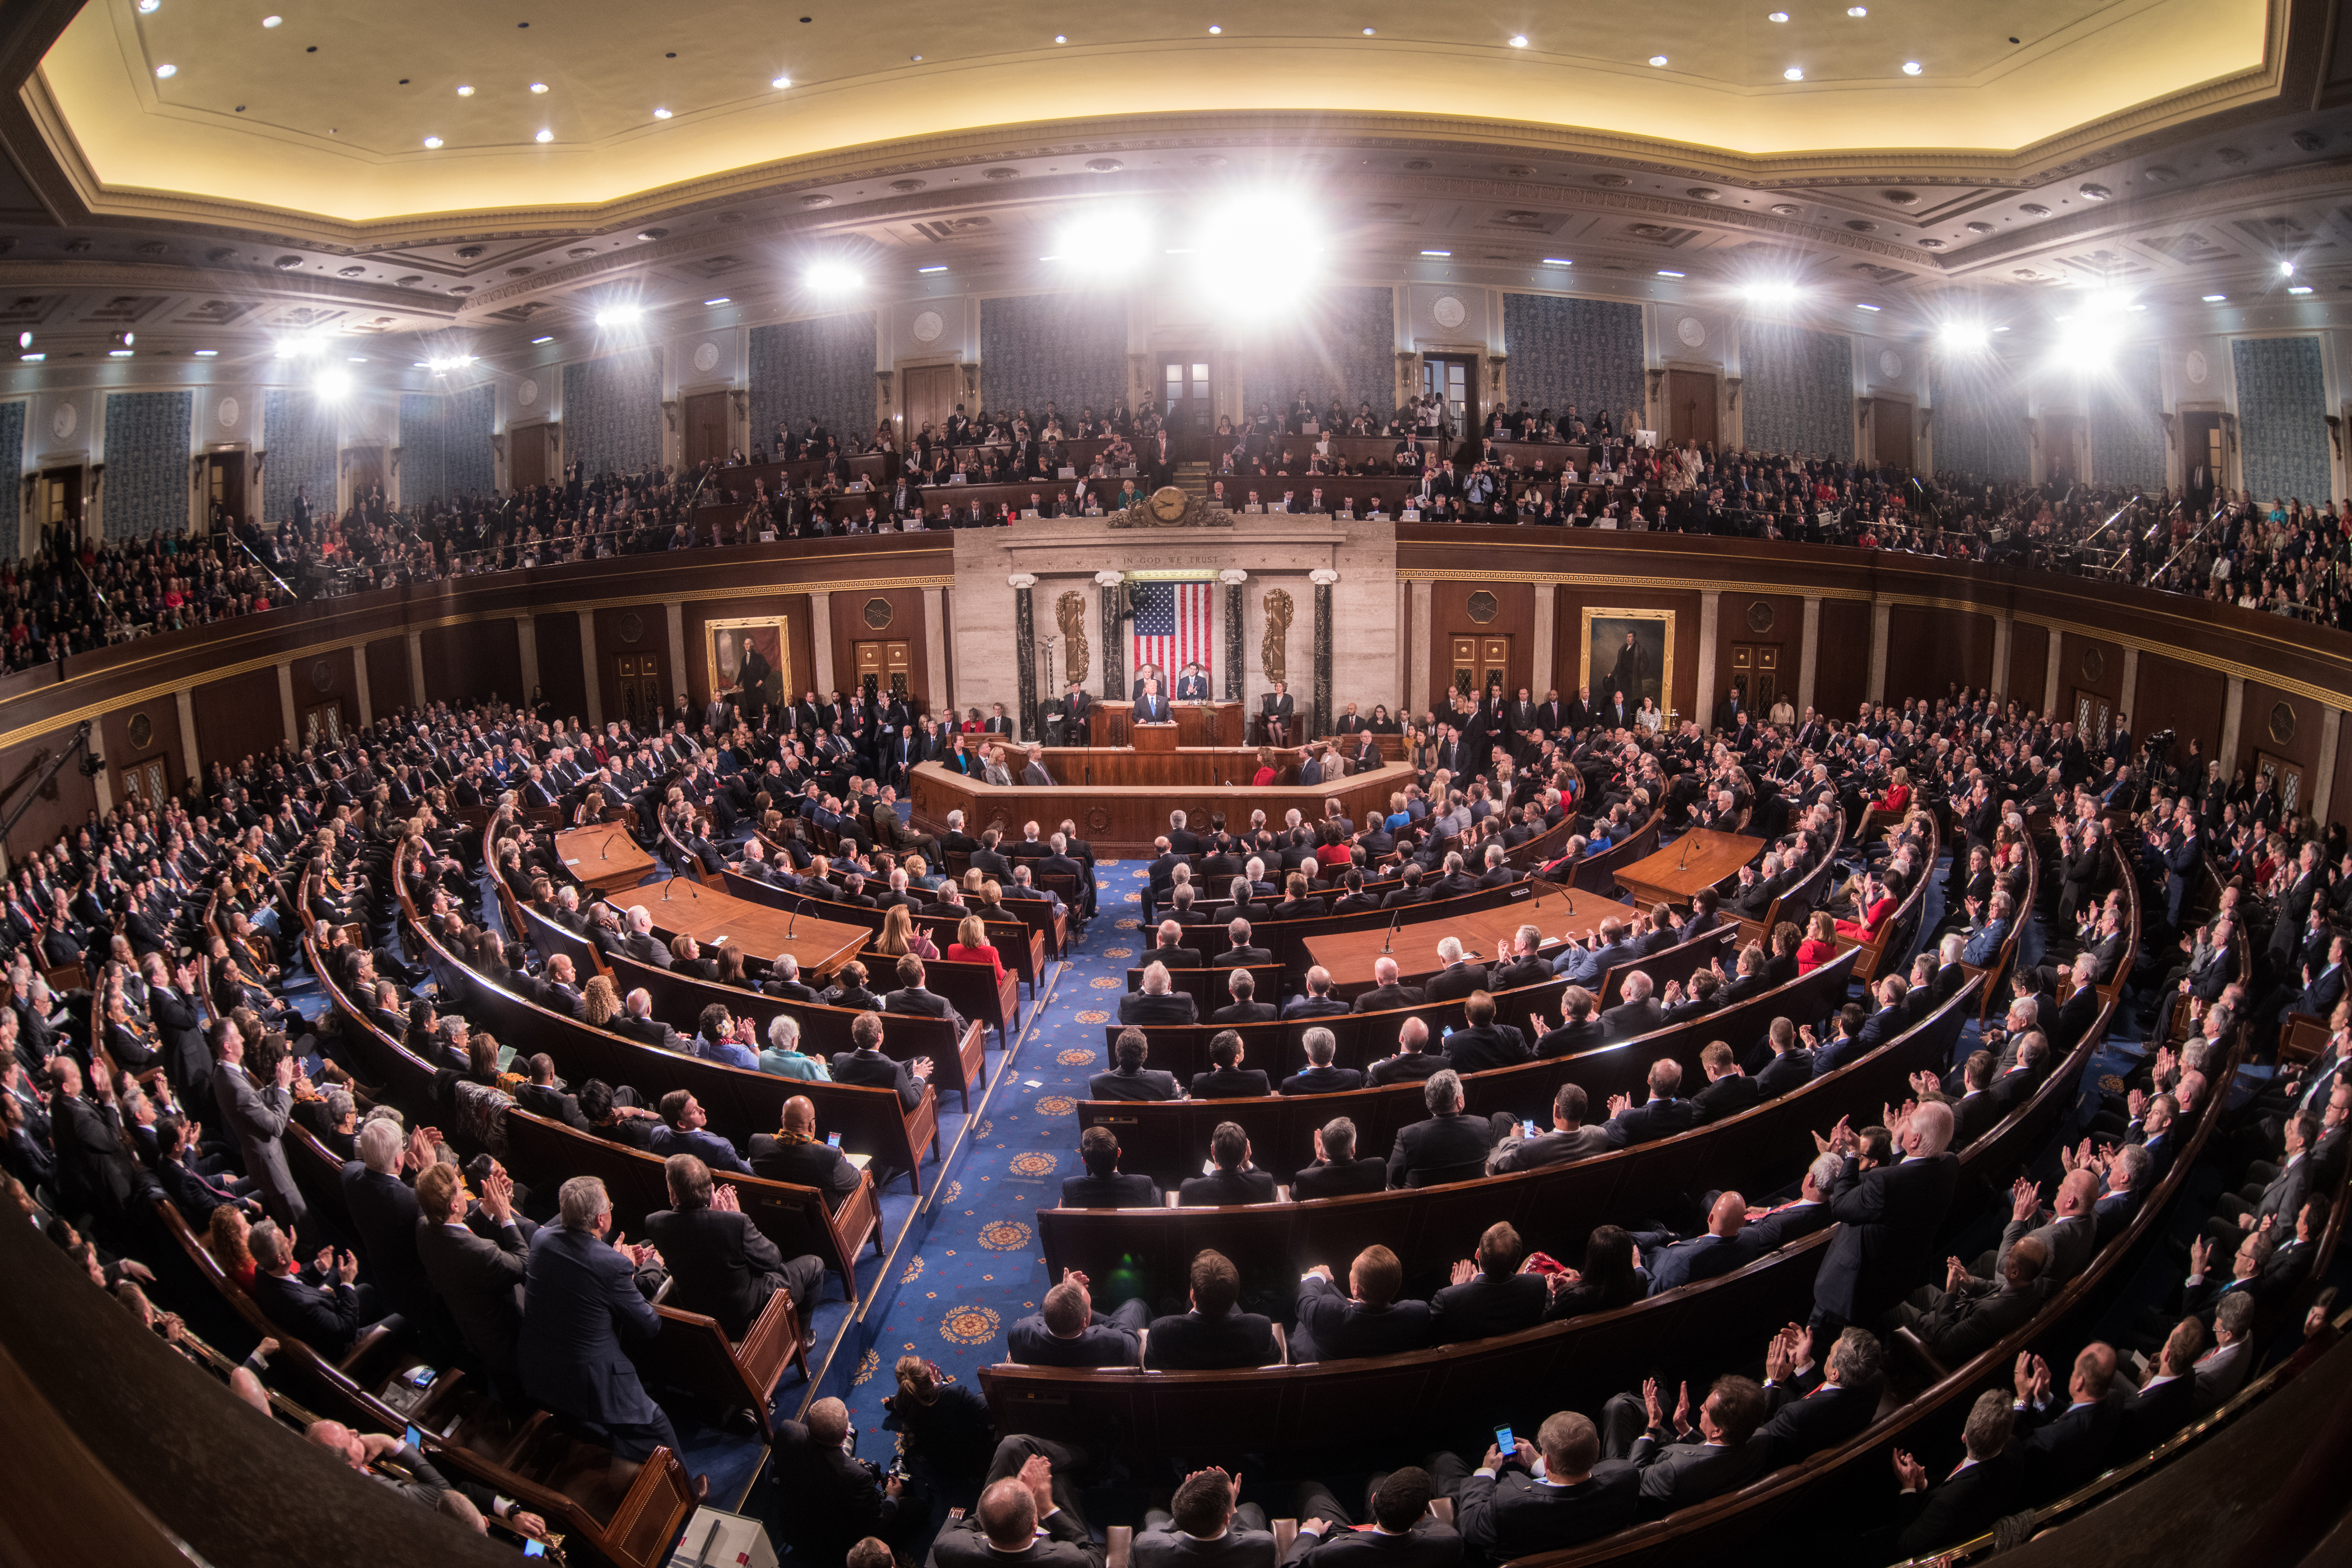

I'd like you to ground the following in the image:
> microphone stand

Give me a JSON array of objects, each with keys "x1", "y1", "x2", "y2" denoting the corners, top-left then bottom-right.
[{"x1": 1381, "y1": 908, "x2": 1400, "y2": 954}]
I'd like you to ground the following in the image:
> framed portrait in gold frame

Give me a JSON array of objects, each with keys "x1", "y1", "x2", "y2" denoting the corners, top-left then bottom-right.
[
  {"x1": 1578, "y1": 607, "x2": 1675, "y2": 720},
  {"x1": 706, "y1": 615, "x2": 790, "y2": 718}
]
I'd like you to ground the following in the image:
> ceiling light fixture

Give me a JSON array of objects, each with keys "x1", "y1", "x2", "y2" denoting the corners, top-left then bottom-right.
[
  {"x1": 1509, "y1": 35, "x2": 1528, "y2": 46},
  {"x1": 1938, "y1": 323, "x2": 1990, "y2": 352},
  {"x1": 1657, "y1": 268, "x2": 1685, "y2": 278},
  {"x1": 1053, "y1": 33, "x2": 1066, "y2": 42},
  {"x1": 1855, "y1": 302, "x2": 1881, "y2": 310},
  {"x1": 154, "y1": 63, "x2": 177, "y2": 78},
  {"x1": 456, "y1": 84, "x2": 474, "y2": 95},
  {"x1": 2202, "y1": 293, "x2": 2228, "y2": 302},
  {"x1": 1847, "y1": 4, "x2": 1866, "y2": 13},
  {"x1": 261, "y1": 12, "x2": 281, "y2": 24},
  {"x1": 1782, "y1": 65, "x2": 1803, "y2": 80},
  {"x1": 593, "y1": 304, "x2": 643, "y2": 326},
  {"x1": 313, "y1": 367, "x2": 352, "y2": 400},
  {"x1": 422, "y1": 136, "x2": 442, "y2": 147},
  {"x1": 1362, "y1": 26, "x2": 1375, "y2": 34},
  {"x1": 534, "y1": 128, "x2": 553, "y2": 142},
  {"x1": 529, "y1": 81, "x2": 548, "y2": 92},
  {"x1": 530, "y1": 335, "x2": 554, "y2": 344},
  {"x1": 917, "y1": 264, "x2": 948, "y2": 273},
  {"x1": 15, "y1": 333, "x2": 29, "y2": 349},
  {"x1": 2290, "y1": 285, "x2": 2314, "y2": 295},
  {"x1": 704, "y1": 296, "x2": 731, "y2": 305},
  {"x1": 806, "y1": 262, "x2": 862, "y2": 291},
  {"x1": 110, "y1": 349, "x2": 134, "y2": 358},
  {"x1": 1767, "y1": 10, "x2": 1788, "y2": 20},
  {"x1": 1541, "y1": 257, "x2": 1572, "y2": 266},
  {"x1": 1191, "y1": 192, "x2": 1324, "y2": 316},
  {"x1": 2279, "y1": 260, "x2": 2297, "y2": 276},
  {"x1": 1207, "y1": 24, "x2": 1221, "y2": 32},
  {"x1": 1420, "y1": 249, "x2": 1452, "y2": 257},
  {"x1": 193, "y1": 348, "x2": 217, "y2": 356},
  {"x1": 1742, "y1": 281, "x2": 1801, "y2": 303},
  {"x1": 138, "y1": 0, "x2": 161, "y2": 10},
  {"x1": 118, "y1": 332, "x2": 134, "y2": 347},
  {"x1": 772, "y1": 74, "x2": 792, "y2": 87},
  {"x1": 347, "y1": 355, "x2": 367, "y2": 362},
  {"x1": 1649, "y1": 54, "x2": 1669, "y2": 65},
  {"x1": 652, "y1": 106, "x2": 671, "y2": 118},
  {"x1": 18, "y1": 353, "x2": 42, "y2": 363},
  {"x1": 1901, "y1": 60, "x2": 1921, "y2": 73}
]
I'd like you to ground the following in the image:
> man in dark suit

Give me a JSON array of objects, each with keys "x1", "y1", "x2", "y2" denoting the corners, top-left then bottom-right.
[
  {"x1": 1213, "y1": 918, "x2": 1272, "y2": 968},
  {"x1": 1008, "y1": 1267, "x2": 1149, "y2": 1367},
  {"x1": 1893, "y1": 1238, "x2": 2051, "y2": 1366},
  {"x1": 1145, "y1": 1249, "x2": 1277, "y2": 1369},
  {"x1": 340, "y1": 1119, "x2": 446, "y2": 1339},
  {"x1": 48, "y1": 1057, "x2": 143, "y2": 1231},
  {"x1": 1602, "y1": 1058, "x2": 1700, "y2": 1148},
  {"x1": 1690, "y1": 1042, "x2": 1762, "y2": 1123},
  {"x1": 1452, "y1": 1411, "x2": 1639, "y2": 1559},
  {"x1": 831, "y1": 1012, "x2": 933, "y2": 1110},
  {"x1": 1753, "y1": 1324, "x2": 1885, "y2": 1465},
  {"x1": 249, "y1": 1217, "x2": 378, "y2": 1357},
  {"x1": 927, "y1": 1439, "x2": 1103, "y2": 1568},
  {"x1": 1209, "y1": 970, "x2": 1278, "y2": 1025},
  {"x1": 1443, "y1": 991, "x2": 1531, "y2": 1076},
  {"x1": 1090, "y1": 1029, "x2": 1183, "y2": 1102},
  {"x1": 1285, "y1": 1468, "x2": 1462, "y2": 1568},
  {"x1": 1598, "y1": 973, "x2": 1668, "y2": 1043},
  {"x1": 1291, "y1": 1116, "x2": 1388, "y2": 1198},
  {"x1": 646, "y1": 1153, "x2": 826, "y2": 1338},
  {"x1": 1134, "y1": 1465, "x2": 1277, "y2": 1568},
  {"x1": 748, "y1": 1095, "x2": 867, "y2": 1212},
  {"x1": 1121, "y1": 965, "x2": 1200, "y2": 1025},
  {"x1": 1060, "y1": 1124, "x2": 1162, "y2": 1207},
  {"x1": 414, "y1": 1161, "x2": 530, "y2": 1403},
  {"x1": 1813, "y1": 1100, "x2": 1959, "y2": 1331},
  {"x1": 1366, "y1": 1018, "x2": 1451, "y2": 1088},
  {"x1": 1352, "y1": 956, "x2": 1425, "y2": 1014},
  {"x1": 1430, "y1": 1221, "x2": 1548, "y2": 1340},
  {"x1": 1642, "y1": 1192, "x2": 1754, "y2": 1294},
  {"x1": 1883, "y1": 1392, "x2": 2023, "y2": 1560},
  {"x1": 1282, "y1": 967, "x2": 1354, "y2": 1021},
  {"x1": 1178, "y1": 1121, "x2": 1278, "y2": 1206},
  {"x1": 1388, "y1": 1070, "x2": 1515, "y2": 1187},
  {"x1": 2012, "y1": 1341, "x2": 2126, "y2": 1503},
  {"x1": 772, "y1": 1398, "x2": 907, "y2": 1568},
  {"x1": 1600, "y1": 1373, "x2": 1770, "y2": 1515},
  {"x1": 1188, "y1": 1032, "x2": 1272, "y2": 1100},
  {"x1": 1280, "y1": 1028, "x2": 1364, "y2": 1096},
  {"x1": 1291, "y1": 1244, "x2": 1433, "y2": 1362},
  {"x1": 518, "y1": 1176, "x2": 684, "y2": 1465},
  {"x1": 1424, "y1": 939, "x2": 1490, "y2": 1005},
  {"x1": 882, "y1": 955, "x2": 967, "y2": 1033}
]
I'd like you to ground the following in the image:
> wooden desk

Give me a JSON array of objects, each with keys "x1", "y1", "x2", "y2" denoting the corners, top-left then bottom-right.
[
  {"x1": 1131, "y1": 723, "x2": 1178, "y2": 754},
  {"x1": 1306, "y1": 886, "x2": 1637, "y2": 991},
  {"x1": 1092, "y1": 701, "x2": 1243, "y2": 748},
  {"x1": 553, "y1": 825, "x2": 656, "y2": 897},
  {"x1": 910, "y1": 759, "x2": 1416, "y2": 859},
  {"x1": 626, "y1": 883, "x2": 869, "y2": 979},
  {"x1": 1613, "y1": 829, "x2": 1759, "y2": 911}
]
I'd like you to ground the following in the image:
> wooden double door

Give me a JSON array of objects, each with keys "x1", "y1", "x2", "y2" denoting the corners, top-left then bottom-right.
[
  {"x1": 613, "y1": 651, "x2": 667, "y2": 733},
  {"x1": 1727, "y1": 642, "x2": 1782, "y2": 714},
  {"x1": 683, "y1": 391, "x2": 731, "y2": 467},
  {"x1": 1450, "y1": 635, "x2": 1511, "y2": 701},
  {"x1": 854, "y1": 640, "x2": 912, "y2": 703}
]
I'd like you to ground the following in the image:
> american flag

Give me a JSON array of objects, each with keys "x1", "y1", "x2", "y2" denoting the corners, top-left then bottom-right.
[{"x1": 1131, "y1": 580, "x2": 1212, "y2": 683}]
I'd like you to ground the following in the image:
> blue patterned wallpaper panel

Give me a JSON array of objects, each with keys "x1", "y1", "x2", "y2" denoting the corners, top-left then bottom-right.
[
  {"x1": 749, "y1": 312, "x2": 874, "y2": 454},
  {"x1": 976, "y1": 294, "x2": 1125, "y2": 424},
  {"x1": 264, "y1": 389, "x2": 338, "y2": 524},
  {"x1": 399, "y1": 385, "x2": 494, "y2": 507},
  {"x1": 560, "y1": 348, "x2": 662, "y2": 477},
  {"x1": 1926, "y1": 358, "x2": 2030, "y2": 484},
  {"x1": 2232, "y1": 335, "x2": 2334, "y2": 505},
  {"x1": 0, "y1": 401, "x2": 21, "y2": 552},
  {"x1": 1240, "y1": 285, "x2": 1397, "y2": 415},
  {"x1": 1739, "y1": 320, "x2": 1853, "y2": 460},
  {"x1": 1501, "y1": 294, "x2": 1646, "y2": 431},
  {"x1": 101, "y1": 391, "x2": 190, "y2": 541},
  {"x1": 2089, "y1": 343, "x2": 2165, "y2": 491}
]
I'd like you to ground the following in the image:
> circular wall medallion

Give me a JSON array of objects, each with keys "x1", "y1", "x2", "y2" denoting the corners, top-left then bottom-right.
[
  {"x1": 1878, "y1": 349, "x2": 1904, "y2": 379},
  {"x1": 862, "y1": 596, "x2": 894, "y2": 629},
  {"x1": 692, "y1": 340, "x2": 720, "y2": 373},
  {"x1": 309, "y1": 658, "x2": 333, "y2": 692},
  {"x1": 2079, "y1": 646, "x2": 2105, "y2": 683},
  {"x1": 2270, "y1": 701, "x2": 2298, "y2": 745},
  {"x1": 50, "y1": 402, "x2": 76, "y2": 441},
  {"x1": 1432, "y1": 295, "x2": 1468, "y2": 330},
  {"x1": 127, "y1": 712, "x2": 153, "y2": 752},
  {"x1": 615, "y1": 611, "x2": 644, "y2": 645},
  {"x1": 2185, "y1": 349, "x2": 2209, "y2": 385},
  {"x1": 1746, "y1": 599, "x2": 1775, "y2": 633},
  {"x1": 1464, "y1": 590, "x2": 1499, "y2": 625},
  {"x1": 216, "y1": 396, "x2": 240, "y2": 429},
  {"x1": 1086, "y1": 806, "x2": 1110, "y2": 832},
  {"x1": 911, "y1": 309, "x2": 945, "y2": 344},
  {"x1": 516, "y1": 379, "x2": 539, "y2": 408},
  {"x1": 1676, "y1": 315, "x2": 1707, "y2": 348}
]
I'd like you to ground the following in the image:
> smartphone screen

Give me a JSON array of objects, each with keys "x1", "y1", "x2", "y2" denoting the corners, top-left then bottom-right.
[
  {"x1": 827, "y1": 1131, "x2": 842, "y2": 1149},
  {"x1": 1494, "y1": 1424, "x2": 1514, "y2": 1456},
  {"x1": 404, "y1": 1424, "x2": 423, "y2": 1450},
  {"x1": 524, "y1": 1542, "x2": 547, "y2": 1559}
]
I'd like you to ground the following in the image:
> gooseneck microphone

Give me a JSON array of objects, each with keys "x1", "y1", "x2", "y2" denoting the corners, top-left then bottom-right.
[{"x1": 1382, "y1": 908, "x2": 1401, "y2": 954}]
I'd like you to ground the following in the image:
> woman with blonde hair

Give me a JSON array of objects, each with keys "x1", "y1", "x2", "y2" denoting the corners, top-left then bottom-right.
[
  {"x1": 582, "y1": 973, "x2": 623, "y2": 1028},
  {"x1": 946, "y1": 913, "x2": 1005, "y2": 982},
  {"x1": 875, "y1": 903, "x2": 938, "y2": 960},
  {"x1": 1796, "y1": 909, "x2": 1839, "y2": 974}
]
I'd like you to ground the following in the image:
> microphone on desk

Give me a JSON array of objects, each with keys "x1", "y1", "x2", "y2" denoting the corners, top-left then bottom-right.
[
  {"x1": 1677, "y1": 834, "x2": 1692, "y2": 872},
  {"x1": 601, "y1": 833, "x2": 617, "y2": 862},
  {"x1": 1382, "y1": 908, "x2": 1401, "y2": 954},
  {"x1": 786, "y1": 906, "x2": 799, "y2": 940}
]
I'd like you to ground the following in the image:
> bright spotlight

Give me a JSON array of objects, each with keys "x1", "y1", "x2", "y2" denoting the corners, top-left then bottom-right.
[
  {"x1": 1052, "y1": 215, "x2": 1152, "y2": 278},
  {"x1": 806, "y1": 263, "x2": 863, "y2": 291},
  {"x1": 1740, "y1": 281, "x2": 1800, "y2": 304},
  {"x1": 1937, "y1": 323, "x2": 1989, "y2": 352},
  {"x1": 2054, "y1": 287, "x2": 2132, "y2": 367},
  {"x1": 1190, "y1": 193, "x2": 1323, "y2": 316},
  {"x1": 2279, "y1": 260, "x2": 2296, "y2": 277},
  {"x1": 592, "y1": 304, "x2": 645, "y2": 328},
  {"x1": 314, "y1": 367, "x2": 353, "y2": 400}
]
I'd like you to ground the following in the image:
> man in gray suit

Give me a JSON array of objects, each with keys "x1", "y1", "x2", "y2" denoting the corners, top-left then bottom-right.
[
  {"x1": 1985, "y1": 1168, "x2": 2099, "y2": 1286},
  {"x1": 1134, "y1": 1466, "x2": 1275, "y2": 1568},
  {"x1": 210, "y1": 1016, "x2": 304, "y2": 1229},
  {"x1": 1021, "y1": 745, "x2": 1055, "y2": 786}
]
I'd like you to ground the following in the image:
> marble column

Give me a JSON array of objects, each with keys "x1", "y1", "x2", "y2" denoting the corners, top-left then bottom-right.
[
  {"x1": 1530, "y1": 585, "x2": 1555, "y2": 698},
  {"x1": 664, "y1": 599, "x2": 688, "y2": 712},
  {"x1": 515, "y1": 614, "x2": 540, "y2": 706},
  {"x1": 352, "y1": 643, "x2": 373, "y2": 729},
  {"x1": 1796, "y1": 597, "x2": 1821, "y2": 713},
  {"x1": 921, "y1": 587, "x2": 949, "y2": 716},
  {"x1": 1866, "y1": 600, "x2": 1892, "y2": 706},
  {"x1": 1695, "y1": 592, "x2": 1720, "y2": 728},
  {"x1": 277, "y1": 661, "x2": 299, "y2": 749},
  {"x1": 2314, "y1": 707, "x2": 2343, "y2": 827},
  {"x1": 2219, "y1": 676, "x2": 2244, "y2": 778},
  {"x1": 405, "y1": 630, "x2": 426, "y2": 709},
  {"x1": 1407, "y1": 580, "x2": 1433, "y2": 717},
  {"x1": 1095, "y1": 570, "x2": 1126, "y2": 700},
  {"x1": 2118, "y1": 648, "x2": 2139, "y2": 726},
  {"x1": 1310, "y1": 568, "x2": 1339, "y2": 738},
  {"x1": 578, "y1": 609, "x2": 603, "y2": 727},
  {"x1": 1010, "y1": 575, "x2": 1039, "y2": 739},
  {"x1": 1989, "y1": 613, "x2": 2012, "y2": 701},
  {"x1": 809, "y1": 591, "x2": 836, "y2": 697},
  {"x1": 1220, "y1": 570, "x2": 1248, "y2": 702},
  {"x1": 176, "y1": 689, "x2": 200, "y2": 783},
  {"x1": 2043, "y1": 626, "x2": 2062, "y2": 716}
]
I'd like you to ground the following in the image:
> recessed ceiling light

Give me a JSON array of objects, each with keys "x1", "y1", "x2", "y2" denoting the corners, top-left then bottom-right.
[
  {"x1": 1542, "y1": 257, "x2": 1572, "y2": 265},
  {"x1": 18, "y1": 353, "x2": 41, "y2": 362},
  {"x1": 1657, "y1": 268, "x2": 1685, "y2": 277},
  {"x1": 1783, "y1": 65, "x2": 1803, "y2": 80},
  {"x1": 529, "y1": 81, "x2": 548, "y2": 92},
  {"x1": 703, "y1": 296, "x2": 730, "y2": 304},
  {"x1": 347, "y1": 354, "x2": 368, "y2": 362},
  {"x1": 530, "y1": 335, "x2": 554, "y2": 344},
  {"x1": 1420, "y1": 249, "x2": 1452, "y2": 257},
  {"x1": 652, "y1": 106, "x2": 671, "y2": 118},
  {"x1": 154, "y1": 63, "x2": 177, "y2": 78},
  {"x1": 1649, "y1": 54, "x2": 1669, "y2": 65},
  {"x1": 1207, "y1": 23, "x2": 1221, "y2": 31},
  {"x1": 1053, "y1": 33, "x2": 1066, "y2": 43},
  {"x1": 110, "y1": 349, "x2": 134, "y2": 357},
  {"x1": 1767, "y1": 10, "x2": 1788, "y2": 20},
  {"x1": 772, "y1": 74, "x2": 792, "y2": 87},
  {"x1": 2290, "y1": 285, "x2": 2314, "y2": 295},
  {"x1": 1509, "y1": 35, "x2": 1528, "y2": 46},
  {"x1": 261, "y1": 12, "x2": 281, "y2": 24},
  {"x1": 137, "y1": 0, "x2": 160, "y2": 11},
  {"x1": 908, "y1": 55, "x2": 920, "y2": 60},
  {"x1": 2201, "y1": 293, "x2": 2227, "y2": 302},
  {"x1": 422, "y1": 135, "x2": 442, "y2": 147},
  {"x1": 1901, "y1": 60, "x2": 1921, "y2": 74},
  {"x1": 1362, "y1": 26, "x2": 1375, "y2": 34},
  {"x1": 1847, "y1": 4, "x2": 1866, "y2": 14},
  {"x1": 1855, "y1": 302, "x2": 1880, "y2": 310},
  {"x1": 534, "y1": 128, "x2": 553, "y2": 142},
  {"x1": 2279, "y1": 260, "x2": 2296, "y2": 276},
  {"x1": 918, "y1": 264, "x2": 948, "y2": 273},
  {"x1": 456, "y1": 84, "x2": 474, "y2": 95},
  {"x1": 1992, "y1": 325, "x2": 2009, "y2": 333},
  {"x1": 193, "y1": 348, "x2": 218, "y2": 356}
]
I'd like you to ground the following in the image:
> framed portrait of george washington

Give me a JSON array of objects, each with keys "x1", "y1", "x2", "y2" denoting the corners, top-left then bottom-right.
[
  {"x1": 1579, "y1": 607, "x2": 1674, "y2": 716},
  {"x1": 706, "y1": 616, "x2": 789, "y2": 719}
]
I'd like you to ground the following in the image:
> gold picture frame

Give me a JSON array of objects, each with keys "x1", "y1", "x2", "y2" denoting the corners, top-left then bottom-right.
[
  {"x1": 705, "y1": 615, "x2": 791, "y2": 718},
  {"x1": 1579, "y1": 606, "x2": 1676, "y2": 718}
]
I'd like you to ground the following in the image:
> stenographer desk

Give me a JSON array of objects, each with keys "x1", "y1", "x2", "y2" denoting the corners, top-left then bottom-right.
[{"x1": 908, "y1": 757, "x2": 1417, "y2": 858}]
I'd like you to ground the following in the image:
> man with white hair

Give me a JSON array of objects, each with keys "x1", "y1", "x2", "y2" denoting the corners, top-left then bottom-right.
[
  {"x1": 340, "y1": 1116, "x2": 446, "y2": 1336},
  {"x1": 520, "y1": 1175, "x2": 687, "y2": 1471},
  {"x1": 621, "y1": 906, "x2": 671, "y2": 968},
  {"x1": 1354, "y1": 955, "x2": 1425, "y2": 1013},
  {"x1": 1812, "y1": 1100, "x2": 1959, "y2": 1332},
  {"x1": 1427, "y1": 935, "x2": 1491, "y2": 1004},
  {"x1": 764, "y1": 951, "x2": 820, "y2": 1003}
]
